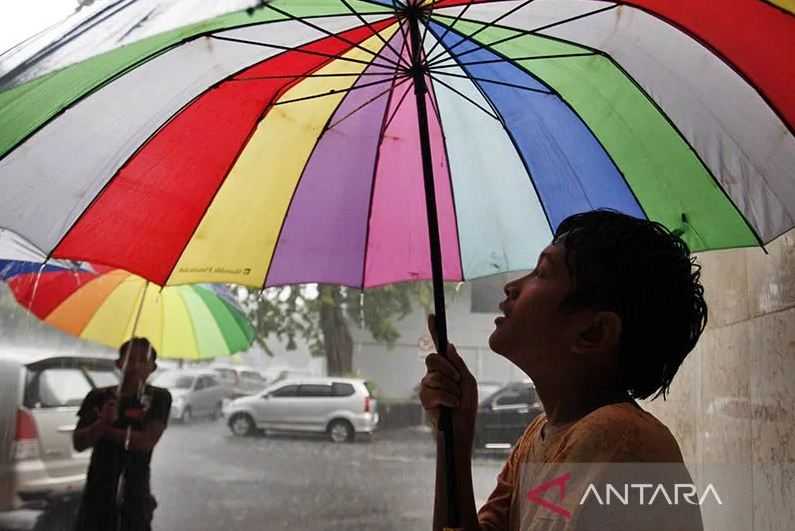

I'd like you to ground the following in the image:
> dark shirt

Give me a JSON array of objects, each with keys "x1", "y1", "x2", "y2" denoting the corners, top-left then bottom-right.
[{"x1": 74, "y1": 385, "x2": 171, "y2": 531}]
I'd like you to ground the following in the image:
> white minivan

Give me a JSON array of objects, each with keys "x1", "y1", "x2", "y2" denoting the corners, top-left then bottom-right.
[
  {"x1": 0, "y1": 349, "x2": 118, "y2": 512},
  {"x1": 225, "y1": 377, "x2": 378, "y2": 442}
]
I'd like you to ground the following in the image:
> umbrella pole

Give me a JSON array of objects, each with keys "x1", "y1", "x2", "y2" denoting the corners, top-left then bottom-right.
[{"x1": 407, "y1": 9, "x2": 460, "y2": 530}]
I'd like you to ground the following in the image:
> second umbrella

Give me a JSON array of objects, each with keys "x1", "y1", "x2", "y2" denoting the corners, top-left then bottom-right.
[{"x1": 1, "y1": 262, "x2": 256, "y2": 361}]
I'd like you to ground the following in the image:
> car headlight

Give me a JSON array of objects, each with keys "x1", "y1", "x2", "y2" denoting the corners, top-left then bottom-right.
[{"x1": 173, "y1": 396, "x2": 185, "y2": 407}]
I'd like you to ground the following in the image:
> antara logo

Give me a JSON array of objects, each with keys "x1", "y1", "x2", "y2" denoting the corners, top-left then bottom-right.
[
  {"x1": 527, "y1": 473, "x2": 573, "y2": 519},
  {"x1": 527, "y1": 472, "x2": 723, "y2": 518},
  {"x1": 580, "y1": 483, "x2": 723, "y2": 506}
]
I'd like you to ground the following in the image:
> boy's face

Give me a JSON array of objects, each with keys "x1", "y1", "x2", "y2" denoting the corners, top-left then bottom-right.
[
  {"x1": 116, "y1": 343, "x2": 156, "y2": 384},
  {"x1": 489, "y1": 242, "x2": 581, "y2": 370}
]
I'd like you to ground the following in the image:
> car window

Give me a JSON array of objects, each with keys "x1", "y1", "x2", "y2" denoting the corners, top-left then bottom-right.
[
  {"x1": 271, "y1": 384, "x2": 298, "y2": 397},
  {"x1": 214, "y1": 368, "x2": 237, "y2": 384},
  {"x1": 195, "y1": 377, "x2": 208, "y2": 390},
  {"x1": 205, "y1": 375, "x2": 219, "y2": 387},
  {"x1": 494, "y1": 387, "x2": 531, "y2": 407},
  {"x1": 241, "y1": 371, "x2": 263, "y2": 382},
  {"x1": 298, "y1": 384, "x2": 332, "y2": 397},
  {"x1": 30, "y1": 368, "x2": 92, "y2": 408},
  {"x1": 331, "y1": 382, "x2": 355, "y2": 397},
  {"x1": 84, "y1": 367, "x2": 119, "y2": 388},
  {"x1": 153, "y1": 372, "x2": 194, "y2": 390}
]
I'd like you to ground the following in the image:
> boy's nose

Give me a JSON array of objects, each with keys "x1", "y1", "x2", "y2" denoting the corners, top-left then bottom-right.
[{"x1": 504, "y1": 282, "x2": 518, "y2": 298}]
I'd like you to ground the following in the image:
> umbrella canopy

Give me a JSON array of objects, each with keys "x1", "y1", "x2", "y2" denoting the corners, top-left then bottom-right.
[
  {"x1": 0, "y1": 261, "x2": 256, "y2": 361},
  {"x1": 0, "y1": 0, "x2": 792, "y2": 290}
]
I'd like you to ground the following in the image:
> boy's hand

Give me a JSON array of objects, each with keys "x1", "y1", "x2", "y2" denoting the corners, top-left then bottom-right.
[
  {"x1": 97, "y1": 399, "x2": 118, "y2": 426},
  {"x1": 419, "y1": 314, "x2": 479, "y2": 449}
]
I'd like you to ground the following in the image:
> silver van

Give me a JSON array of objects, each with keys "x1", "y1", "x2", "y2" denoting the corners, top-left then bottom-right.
[
  {"x1": 152, "y1": 369, "x2": 225, "y2": 423},
  {"x1": 0, "y1": 349, "x2": 118, "y2": 511},
  {"x1": 225, "y1": 377, "x2": 378, "y2": 442}
]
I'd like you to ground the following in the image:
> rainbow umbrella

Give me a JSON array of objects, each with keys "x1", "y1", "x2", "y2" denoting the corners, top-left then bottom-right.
[
  {"x1": 0, "y1": 0, "x2": 792, "y2": 290},
  {"x1": 0, "y1": 1, "x2": 793, "y2": 525},
  {"x1": 1, "y1": 261, "x2": 256, "y2": 361}
]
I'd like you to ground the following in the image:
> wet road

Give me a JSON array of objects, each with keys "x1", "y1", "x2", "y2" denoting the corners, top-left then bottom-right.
[
  {"x1": 6, "y1": 418, "x2": 506, "y2": 531},
  {"x1": 153, "y1": 419, "x2": 504, "y2": 531}
]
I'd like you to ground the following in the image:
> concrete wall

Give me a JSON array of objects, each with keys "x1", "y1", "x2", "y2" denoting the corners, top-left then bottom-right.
[{"x1": 642, "y1": 230, "x2": 795, "y2": 531}]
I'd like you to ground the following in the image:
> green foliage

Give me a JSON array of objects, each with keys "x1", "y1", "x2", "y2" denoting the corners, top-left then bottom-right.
[
  {"x1": 235, "y1": 285, "x2": 321, "y2": 356},
  {"x1": 236, "y1": 281, "x2": 461, "y2": 365}
]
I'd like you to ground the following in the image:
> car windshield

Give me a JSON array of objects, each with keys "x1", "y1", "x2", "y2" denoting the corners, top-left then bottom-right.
[{"x1": 153, "y1": 373, "x2": 193, "y2": 390}]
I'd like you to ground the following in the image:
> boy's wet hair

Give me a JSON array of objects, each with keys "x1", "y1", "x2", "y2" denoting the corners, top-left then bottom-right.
[
  {"x1": 554, "y1": 209, "x2": 708, "y2": 401},
  {"x1": 118, "y1": 337, "x2": 158, "y2": 363}
]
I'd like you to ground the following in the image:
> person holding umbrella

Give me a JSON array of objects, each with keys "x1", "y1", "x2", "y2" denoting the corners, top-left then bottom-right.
[
  {"x1": 420, "y1": 210, "x2": 706, "y2": 531},
  {"x1": 72, "y1": 337, "x2": 172, "y2": 531}
]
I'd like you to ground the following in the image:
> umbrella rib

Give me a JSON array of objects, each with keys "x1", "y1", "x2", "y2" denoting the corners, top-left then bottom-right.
[
  {"x1": 424, "y1": 72, "x2": 467, "y2": 280},
  {"x1": 271, "y1": 75, "x2": 402, "y2": 107},
  {"x1": 426, "y1": 76, "x2": 442, "y2": 120},
  {"x1": 425, "y1": 0, "x2": 538, "y2": 66},
  {"x1": 359, "y1": 53, "x2": 405, "y2": 288},
  {"x1": 327, "y1": 75, "x2": 412, "y2": 130},
  {"x1": 605, "y1": 53, "x2": 768, "y2": 248},
  {"x1": 423, "y1": 0, "x2": 474, "y2": 60},
  {"x1": 395, "y1": 11, "x2": 412, "y2": 68},
  {"x1": 417, "y1": 6, "x2": 436, "y2": 58},
  {"x1": 229, "y1": 71, "x2": 403, "y2": 81},
  {"x1": 337, "y1": 0, "x2": 409, "y2": 68},
  {"x1": 426, "y1": 72, "x2": 502, "y2": 124},
  {"x1": 209, "y1": 35, "x2": 396, "y2": 70},
  {"x1": 432, "y1": 70, "x2": 551, "y2": 94},
  {"x1": 394, "y1": 9, "x2": 414, "y2": 71},
  {"x1": 381, "y1": 79, "x2": 414, "y2": 131},
  {"x1": 261, "y1": 3, "x2": 403, "y2": 69},
  {"x1": 430, "y1": 51, "x2": 595, "y2": 69},
  {"x1": 426, "y1": 5, "x2": 616, "y2": 69}
]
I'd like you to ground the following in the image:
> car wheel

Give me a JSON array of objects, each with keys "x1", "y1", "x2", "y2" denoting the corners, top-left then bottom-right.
[
  {"x1": 180, "y1": 407, "x2": 192, "y2": 424},
  {"x1": 328, "y1": 419, "x2": 354, "y2": 443},
  {"x1": 229, "y1": 413, "x2": 255, "y2": 437}
]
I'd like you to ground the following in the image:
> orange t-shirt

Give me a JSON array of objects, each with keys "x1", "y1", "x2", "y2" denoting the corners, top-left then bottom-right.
[{"x1": 477, "y1": 402, "x2": 704, "y2": 531}]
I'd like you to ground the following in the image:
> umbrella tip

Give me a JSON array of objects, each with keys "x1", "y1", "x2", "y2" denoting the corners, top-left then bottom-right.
[{"x1": 246, "y1": 0, "x2": 270, "y2": 16}]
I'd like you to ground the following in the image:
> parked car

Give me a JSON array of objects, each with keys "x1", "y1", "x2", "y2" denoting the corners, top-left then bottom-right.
[
  {"x1": 151, "y1": 369, "x2": 224, "y2": 423},
  {"x1": 476, "y1": 381, "x2": 504, "y2": 402},
  {"x1": 211, "y1": 364, "x2": 269, "y2": 399},
  {"x1": 225, "y1": 377, "x2": 379, "y2": 442},
  {"x1": 473, "y1": 380, "x2": 544, "y2": 450},
  {"x1": 0, "y1": 349, "x2": 118, "y2": 512}
]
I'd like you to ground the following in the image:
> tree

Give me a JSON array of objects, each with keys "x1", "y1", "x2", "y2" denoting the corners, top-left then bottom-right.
[{"x1": 238, "y1": 281, "x2": 457, "y2": 376}]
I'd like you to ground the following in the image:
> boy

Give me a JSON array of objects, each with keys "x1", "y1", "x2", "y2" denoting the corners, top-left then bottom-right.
[
  {"x1": 420, "y1": 210, "x2": 706, "y2": 531},
  {"x1": 72, "y1": 337, "x2": 171, "y2": 531}
]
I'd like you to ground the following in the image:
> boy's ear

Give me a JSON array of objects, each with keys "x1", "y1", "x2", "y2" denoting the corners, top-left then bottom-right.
[{"x1": 573, "y1": 311, "x2": 622, "y2": 355}]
